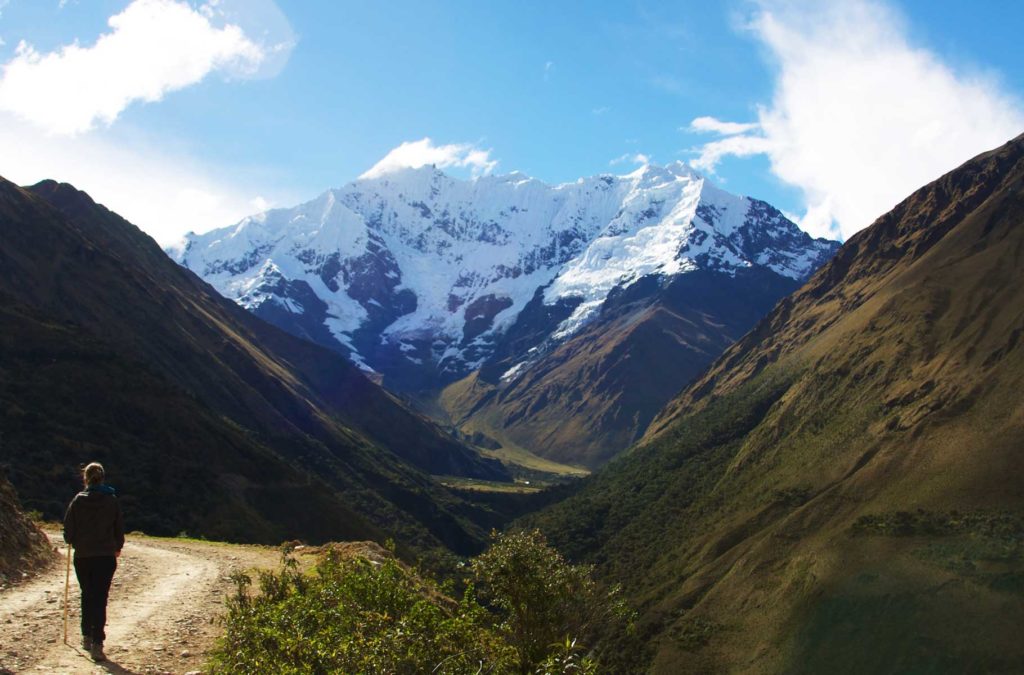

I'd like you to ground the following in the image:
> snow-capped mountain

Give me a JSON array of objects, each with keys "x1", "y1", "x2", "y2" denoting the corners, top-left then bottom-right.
[{"x1": 175, "y1": 162, "x2": 838, "y2": 390}]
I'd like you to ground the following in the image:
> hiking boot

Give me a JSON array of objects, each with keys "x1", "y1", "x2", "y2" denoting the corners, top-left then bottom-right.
[
  {"x1": 81, "y1": 635, "x2": 92, "y2": 651},
  {"x1": 89, "y1": 641, "x2": 106, "y2": 662}
]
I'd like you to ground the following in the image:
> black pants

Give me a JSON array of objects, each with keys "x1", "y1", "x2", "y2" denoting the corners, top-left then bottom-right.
[{"x1": 74, "y1": 556, "x2": 117, "y2": 643}]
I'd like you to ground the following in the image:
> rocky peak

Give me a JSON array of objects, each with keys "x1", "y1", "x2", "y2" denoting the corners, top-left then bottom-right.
[{"x1": 174, "y1": 164, "x2": 838, "y2": 389}]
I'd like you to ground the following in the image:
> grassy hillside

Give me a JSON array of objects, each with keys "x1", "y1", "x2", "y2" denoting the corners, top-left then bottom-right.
[
  {"x1": 530, "y1": 134, "x2": 1024, "y2": 673},
  {"x1": 0, "y1": 177, "x2": 509, "y2": 556}
]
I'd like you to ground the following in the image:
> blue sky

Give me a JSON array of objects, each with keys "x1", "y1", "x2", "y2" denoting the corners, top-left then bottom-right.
[{"x1": 0, "y1": 0, "x2": 1021, "y2": 244}]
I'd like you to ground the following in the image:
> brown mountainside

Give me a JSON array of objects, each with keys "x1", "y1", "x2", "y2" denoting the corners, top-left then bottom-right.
[
  {"x1": 532, "y1": 134, "x2": 1024, "y2": 673},
  {"x1": 0, "y1": 178, "x2": 507, "y2": 554},
  {"x1": 0, "y1": 473, "x2": 54, "y2": 582},
  {"x1": 442, "y1": 269, "x2": 799, "y2": 469}
]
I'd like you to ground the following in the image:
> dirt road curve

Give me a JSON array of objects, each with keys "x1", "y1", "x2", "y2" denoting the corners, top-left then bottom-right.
[{"x1": 0, "y1": 534, "x2": 278, "y2": 674}]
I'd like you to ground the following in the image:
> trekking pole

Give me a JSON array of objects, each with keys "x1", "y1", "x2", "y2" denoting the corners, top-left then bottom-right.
[{"x1": 63, "y1": 544, "x2": 72, "y2": 645}]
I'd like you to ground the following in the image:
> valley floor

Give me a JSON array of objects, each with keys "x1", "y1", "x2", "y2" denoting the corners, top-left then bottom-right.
[{"x1": 0, "y1": 533, "x2": 279, "y2": 674}]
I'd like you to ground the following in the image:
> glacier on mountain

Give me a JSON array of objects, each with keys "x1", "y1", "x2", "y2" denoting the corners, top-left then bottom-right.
[{"x1": 174, "y1": 161, "x2": 836, "y2": 384}]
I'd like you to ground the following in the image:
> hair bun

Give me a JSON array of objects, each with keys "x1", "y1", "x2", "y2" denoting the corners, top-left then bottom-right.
[{"x1": 83, "y1": 462, "x2": 105, "y2": 486}]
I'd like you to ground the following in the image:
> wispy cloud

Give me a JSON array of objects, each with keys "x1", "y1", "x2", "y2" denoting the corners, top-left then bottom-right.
[
  {"x1": 592, "y1": 106, "x2": 610, "y2": 116},
  {"x1": 543, "y1": 60, "x2": 554, "y2": 81},
  {"x1": 690, "y1": 134, "x2": 771, "y2": 173},
  {"x1": 0, "y1": 0, "x2": 292, "y2": 135},
  {"x1": 360, "y1": 138, "x2": 499, "y2": 179},
  {"x1": 689, "y1": 0, "x2": 1024, "y2": 240},
  {"x1": 687, "y1": 116, "x2": 759, "y2": 136},
  {"x1": 610, "y1": 152, "x2": 651, "y2": 167}
]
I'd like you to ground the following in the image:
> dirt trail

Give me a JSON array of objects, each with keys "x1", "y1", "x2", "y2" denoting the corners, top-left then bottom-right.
[{"x1": 0, "y1": 534, "x2": 279, "y2": 674}]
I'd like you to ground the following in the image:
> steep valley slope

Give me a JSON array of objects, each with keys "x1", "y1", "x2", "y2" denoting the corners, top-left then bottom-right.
[
  {"x1": 0, "y1": 177, "x2": 509, "y2": 556},
  {"x1": 531, "y1": 134, "x2": 1024, "y2": 673}
]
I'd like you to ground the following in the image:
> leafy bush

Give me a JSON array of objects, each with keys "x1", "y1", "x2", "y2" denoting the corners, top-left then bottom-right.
[
  {"x1": 470, "y1": 529, "x2": 634, "y2": 674},
  {"x1": 211, "y1": 534, "x2": 633, "y2": 674},
  {"x1": 211, "y1": 546, "x2": 513, "y2": 674}
]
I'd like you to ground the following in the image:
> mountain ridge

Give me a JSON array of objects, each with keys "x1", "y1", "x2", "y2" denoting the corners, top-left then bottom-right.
[
  {"x1": 176, "y1": 162, "x2": 838, "y2": 468},
  {"x1": 176, "y1": 162, "x2": 838, "y2": 391},
  {"x1": 650, "y1": 131, "x2": 1024, "y2": 432},
  {"x1": 529, "y1": 133, "x2": 1024, "y2": 672}
]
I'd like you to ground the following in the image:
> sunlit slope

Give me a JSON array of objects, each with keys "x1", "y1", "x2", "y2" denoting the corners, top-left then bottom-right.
[{"x1": 532, "y1": 134, "x2": 1024, "y2": 673}]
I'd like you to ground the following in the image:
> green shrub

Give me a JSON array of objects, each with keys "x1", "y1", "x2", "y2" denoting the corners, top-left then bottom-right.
[
  {"x1": 211, "y1": 548, "x2": 513, "y2": 674},
  {"x1": 471, "y1": 529, "x2": 634, "y2": 674},
  {"x1": 536, "y1": 637, "x2": 599, "y2": 675},
  {"x1": 211, "y1": 533, "x2": 634, "y2": 674}
]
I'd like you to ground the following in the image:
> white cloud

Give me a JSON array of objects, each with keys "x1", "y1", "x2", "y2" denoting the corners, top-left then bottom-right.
[
  {"x1": 690, "y1": 0, "x2": 1024, "y2": 240},
  {"x1": 610, "y1": 152, "x2": 651, "y2": 166},
  {"x1": 0, "y1": 114, "x2": 293, "y2": 246},
  {"x1": 360, "y1": 138, "x2": 498, "y2": 179},
  {"x1": 544, "y1": 60, "x2": 554, "y2": 81},
  {"x1": 0, "y1": 0, "x2": 284, "y2": 135},
  {"x1": 249, "y1": 195, "x2": 271, "y2": 212},
  {"x1": 592, "y1": 106, "x2": 610, "y2": 116},
  {"x1": 199, "y1": 0, "x2": 295, "y2": 79},
  {"x1": 687, "y1": 116, "x2": 759, "y2": 136},
  {"x1": 689, "y1": 134, "x2": 771, "y2": 173},
  {"x1": 0, "y1": 0, "x2": 297, "y2": 247}
]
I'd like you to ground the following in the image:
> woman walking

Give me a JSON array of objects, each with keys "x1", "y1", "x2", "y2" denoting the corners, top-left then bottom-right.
[{"x1": 63, "y1": 462, "x2": 124, "y2": 662}]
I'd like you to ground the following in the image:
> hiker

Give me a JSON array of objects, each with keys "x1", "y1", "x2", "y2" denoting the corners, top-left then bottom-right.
[{"x1": 63, "y1": 462, "x2": 124, "y2": 662}]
